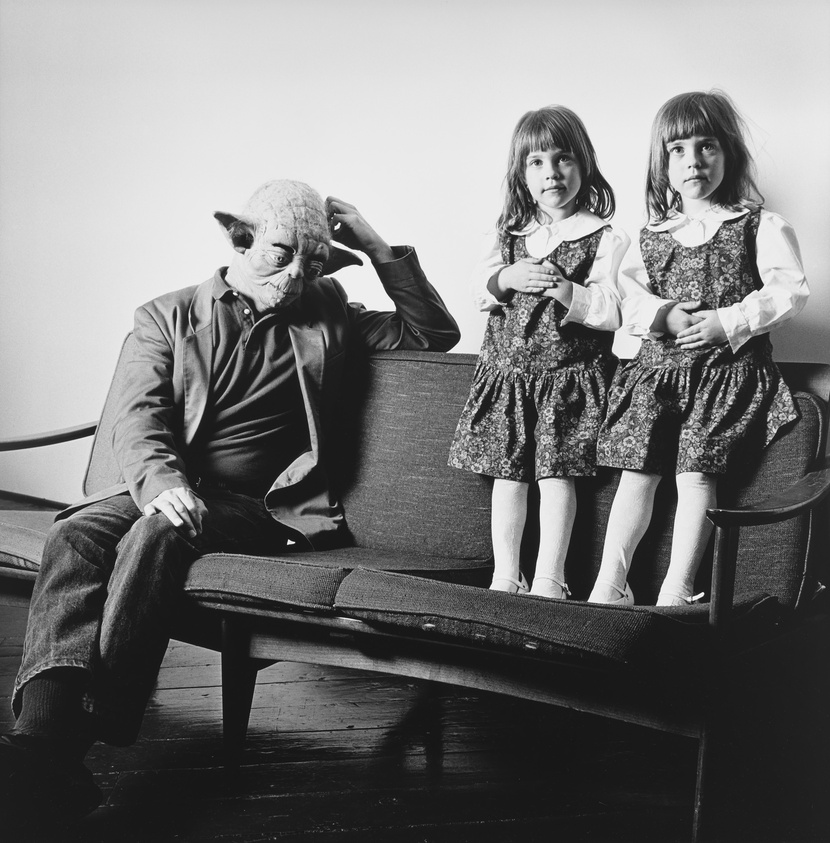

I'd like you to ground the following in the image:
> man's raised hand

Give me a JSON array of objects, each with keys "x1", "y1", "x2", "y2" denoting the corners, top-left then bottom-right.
[{"x1": 326, "y1": 197, "x2": 395, "y2": 264}]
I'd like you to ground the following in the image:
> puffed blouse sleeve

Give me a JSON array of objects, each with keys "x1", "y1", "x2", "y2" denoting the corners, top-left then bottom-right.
[
  {"x1": 717, "y1": 211, "x2": 809, "y2": 352},
  {"x1": 470, "y1": 232, "x2": 506, "y2": 312},
  {"x1": 617, "y1": 235, "x2": 679, "y2": 338},
  {"x1": 561, "y1": 225, "x2": 628, "y2": 332}
]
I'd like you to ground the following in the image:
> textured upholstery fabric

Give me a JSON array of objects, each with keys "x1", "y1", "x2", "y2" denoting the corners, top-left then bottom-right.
[
  {"x1": 334, "y1": 352, "x2": 492, "y2": 560},
  {"x1": 335, "y1": 568, "x2": 783, "y2": 668},
  {"x1": 184, "y1": 547, "x2": 490, "y2": 615},
  {"x1": 184, "y1": 553, "x2": 348, "y2": 613},
  {"x1": 722, "y1": 392, "x2": 824, "y2": 605},
  {"x1": 0, "y1": 508, "x2": 57, "y2": 574}
]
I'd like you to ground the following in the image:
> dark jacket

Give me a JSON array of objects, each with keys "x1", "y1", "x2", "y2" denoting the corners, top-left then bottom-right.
[{"x1": 59, "y1": 247, "x2": 459, "y2": 548}]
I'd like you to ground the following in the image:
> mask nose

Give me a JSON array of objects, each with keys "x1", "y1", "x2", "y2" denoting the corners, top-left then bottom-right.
[{"x1": 283, "y1": 256, "x2": 309, "y2": 283}]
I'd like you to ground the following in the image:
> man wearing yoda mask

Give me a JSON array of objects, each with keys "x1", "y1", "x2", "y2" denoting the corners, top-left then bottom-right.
[{"x1": 0, "y1": 180, "x2": 459, "y2": 824}]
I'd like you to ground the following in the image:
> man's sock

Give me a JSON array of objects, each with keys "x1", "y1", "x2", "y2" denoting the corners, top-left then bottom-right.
[{"x1": 11, "y1": 669, "x2": 95, "y2": 762}]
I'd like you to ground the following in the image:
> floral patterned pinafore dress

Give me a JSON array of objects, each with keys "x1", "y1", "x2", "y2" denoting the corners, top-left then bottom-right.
[
  {"x1": 449, "y1": 228, "x2": 615, "y2": 482},
  {"x1": 596, "y1": 210, "x2": 798, "y2": 476}
]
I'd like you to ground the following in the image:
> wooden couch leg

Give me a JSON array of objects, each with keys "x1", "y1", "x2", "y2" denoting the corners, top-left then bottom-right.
[
  {"x1": 693, "y1": 711, "x2": 730, "y2": 843},
  {"x1": 220, "y1": 616, "x2": 270, "y2": 768},
  {"x1": 692, "y1": 729, "x2": 710, "y2": 842}
]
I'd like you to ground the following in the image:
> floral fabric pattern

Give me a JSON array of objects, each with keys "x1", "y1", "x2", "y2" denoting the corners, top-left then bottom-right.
[
  {"x1": 449, "y1": 230, "x2": 614, "y2": 481},
  {"x1": 597, "y1": 211, "x2": 798, "y2": 476}
]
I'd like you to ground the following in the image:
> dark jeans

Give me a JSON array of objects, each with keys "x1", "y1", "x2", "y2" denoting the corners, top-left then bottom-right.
[{"x1": 13, "y1": 491, "x2": 286, "y2": 745}]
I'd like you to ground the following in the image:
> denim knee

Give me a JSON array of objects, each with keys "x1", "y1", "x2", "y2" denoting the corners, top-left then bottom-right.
[
  {"x1": 118, "y1": 512, "x2": 188, "y2": 551},
  {"x1": 113, "y1": 513, "x2": 197, "y2": 584},
  {"x1": 43, "y1": 516, "x2": 92, "y2": 557}
]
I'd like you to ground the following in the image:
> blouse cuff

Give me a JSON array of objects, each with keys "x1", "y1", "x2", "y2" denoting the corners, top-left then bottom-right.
[
  {"x1": 472, "y1": 270, "x2": 507, "y2": 312},
  {"x1": 718, "y1": 306, "x2": 751, "y2": 353},
  {"x1": 562, "y1": 282, "x2": 591, "y2": 324},
  {"x1": 624, "y1": 296, "x2": 676, "y2": 338}
]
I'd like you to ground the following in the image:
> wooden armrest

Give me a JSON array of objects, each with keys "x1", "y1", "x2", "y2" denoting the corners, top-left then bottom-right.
[
  {"x1": 0, "y1": 422, "x2": 97, "y2": 452},
  {"x1": 706, "y1": 457, "x2": 830, "y2": 528},
  {"x1": 707, "y1": 456, "x2": 830, "y2": 635}
]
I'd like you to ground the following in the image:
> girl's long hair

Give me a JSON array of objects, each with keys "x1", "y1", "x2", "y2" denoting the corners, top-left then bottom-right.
[
  {"x1": 646, "y1": 90, "x2": 763, "y2": 222},
  {"x1": 497, "y1": 105, "x2": 615, "y2": 234}
]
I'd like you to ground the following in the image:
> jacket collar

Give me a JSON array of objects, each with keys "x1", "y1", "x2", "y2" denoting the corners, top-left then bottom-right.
[{"x1": 187, "y1": 269, "x2": 227, "y2": 334}]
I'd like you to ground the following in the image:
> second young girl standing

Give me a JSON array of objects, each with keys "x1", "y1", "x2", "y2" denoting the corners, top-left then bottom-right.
[
  {"x1": 590, "y1": 90, "x2": 809, "y2": 606},
  {"x1": 449, "y1": 105, "x2": 628, "y2": 598}
]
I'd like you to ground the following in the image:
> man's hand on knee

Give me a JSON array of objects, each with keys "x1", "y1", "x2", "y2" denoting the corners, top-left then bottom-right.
[{"x1": 143, "y1": 488, "x2": 208, "y2": 538}]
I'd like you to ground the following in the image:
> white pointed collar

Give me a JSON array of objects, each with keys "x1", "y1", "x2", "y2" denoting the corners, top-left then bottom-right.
[
  {"x1": 513, "y1": 209, "x2": 608, "y2": 259},
  {"x1": 647, "y1": 203, "x2": 750, "y2": 233}
]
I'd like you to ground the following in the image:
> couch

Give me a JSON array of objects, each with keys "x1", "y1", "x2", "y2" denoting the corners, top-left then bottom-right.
[{"x1": 2, "y1": 338, "x2": 829, "y2": 842}]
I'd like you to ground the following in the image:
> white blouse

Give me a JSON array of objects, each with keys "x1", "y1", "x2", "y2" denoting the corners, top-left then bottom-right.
[
  {"x1": 619, "y1": 205, "x2": 809, "y2": 352},
  {"x1": 470, "y1": 208, "x2": 629, "y2": 334}
]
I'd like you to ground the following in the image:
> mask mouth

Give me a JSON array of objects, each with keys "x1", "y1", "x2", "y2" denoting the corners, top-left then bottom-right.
[{"x1": 257, "y1": 275, "x2": 304, "y2": 308}]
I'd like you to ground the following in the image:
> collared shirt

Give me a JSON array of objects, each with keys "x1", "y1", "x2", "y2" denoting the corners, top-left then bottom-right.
[
  {"x1": 470, "y1": 208, "x2": 629, "y2": 333},
  {"x1": 186, "y1": 272, "x2": 310, "y2": 497},
  {"x1": 619, "y1": 205, "x2": 809, "y2": 352}
]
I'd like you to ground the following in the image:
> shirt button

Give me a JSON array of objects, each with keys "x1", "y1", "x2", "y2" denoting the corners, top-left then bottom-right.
[
  {"x1": 243, "y1": 308, "x2": 251, "y2": 315},
  {"x1": 232, "y1": 291, "x2": 239, "y2": 297}
]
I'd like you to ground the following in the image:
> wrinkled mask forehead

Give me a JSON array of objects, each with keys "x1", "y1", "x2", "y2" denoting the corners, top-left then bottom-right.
[{"x1": 245, "y1": 179, "x2": 330, "y2": 260}]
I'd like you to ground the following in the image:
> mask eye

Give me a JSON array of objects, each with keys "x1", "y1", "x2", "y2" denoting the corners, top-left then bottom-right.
[
  {"x1": 306, "y1": 261, "x2": 323, "y2": 280},
  {"x1": 262, "y1": 249, "x2": 291, "y2": 268}
]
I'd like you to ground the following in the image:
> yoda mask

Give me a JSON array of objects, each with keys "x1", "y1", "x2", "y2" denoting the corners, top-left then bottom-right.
[{"x1": 215, "y1": 180, "x2": 361, "y2": 313}]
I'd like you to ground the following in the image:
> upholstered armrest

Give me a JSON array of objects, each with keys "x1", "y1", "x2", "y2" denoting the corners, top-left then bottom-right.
[
  {"x1": 0, "y1": 422, "x2": 97, "y2": 452},
  {"x1": 706, "y1": 456, "x2": 830, "y2": 635}
]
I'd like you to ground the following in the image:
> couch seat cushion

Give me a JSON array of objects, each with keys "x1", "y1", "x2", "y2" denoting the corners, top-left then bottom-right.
[
  {"x1": 0, "y1": 508, "x2": 58, "y2": 575},
  {"x1": 184, "y1": 548, "x2": 490, "y2": 616},
  {"x1": 335, "y1": 569, "x2": 785, "y2": 669}
]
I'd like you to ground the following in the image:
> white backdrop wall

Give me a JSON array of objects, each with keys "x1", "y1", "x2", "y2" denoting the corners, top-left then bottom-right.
[{"x1": 1, "y1": 0, "x2": 828, "y2": 503}]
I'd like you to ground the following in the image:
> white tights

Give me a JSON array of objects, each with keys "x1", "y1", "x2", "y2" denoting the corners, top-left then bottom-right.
[
  {"x1": 491, "y1": 477, "x2": 577, "y2": 594},
  {"x1": 588, "y1": 471, "x2": 717, "y2": 605}
]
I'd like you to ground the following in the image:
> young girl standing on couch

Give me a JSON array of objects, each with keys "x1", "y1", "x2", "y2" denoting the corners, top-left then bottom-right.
[
  {"x1": 449, "y1": 105, "x2": 628, "y2": 598},
  {"x1": 590, "y1": 90, "x2": 809, "y2": 606}
]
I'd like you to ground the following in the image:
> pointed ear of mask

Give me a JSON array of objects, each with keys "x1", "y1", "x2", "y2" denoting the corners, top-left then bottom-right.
[
  {"x1": 214, "y1": 211, "x2": 255, "y2": 253},
  {"x1": 323, "y1": 244, "x2": 363, "y2": 275}
]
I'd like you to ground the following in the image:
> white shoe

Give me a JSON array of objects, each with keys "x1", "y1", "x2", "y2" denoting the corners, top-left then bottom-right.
[
  {"x1": 589, "y1": 581, "x2": 634, "y2": 606},
  {"x1": 489, "y1": 572, "x2": 529, "y2": 594},
  {"x1": 656, "y1": 590, "x2": 705, "y2": 607},
  {"x1": 528, "y1": 577, "x2": 571, "y2": 600}
]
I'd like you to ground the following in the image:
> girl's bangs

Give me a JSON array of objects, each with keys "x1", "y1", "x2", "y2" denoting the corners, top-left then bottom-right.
[
  {"x1": 660, "y1": 101, "x2": 721, "y2": 144},
  {"x1": 516, "y1": 116, "x2": 576, "y2": 160}
]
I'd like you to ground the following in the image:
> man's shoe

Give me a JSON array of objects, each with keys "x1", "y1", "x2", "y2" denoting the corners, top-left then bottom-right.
[{"x1": 0, "y1": 733, "x2": 102, "y2": 825}]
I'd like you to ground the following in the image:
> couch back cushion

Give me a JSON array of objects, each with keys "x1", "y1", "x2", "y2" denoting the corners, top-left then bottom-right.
[{"x1": 334, "y1": 351, "x2": 492, "y2": 562}]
